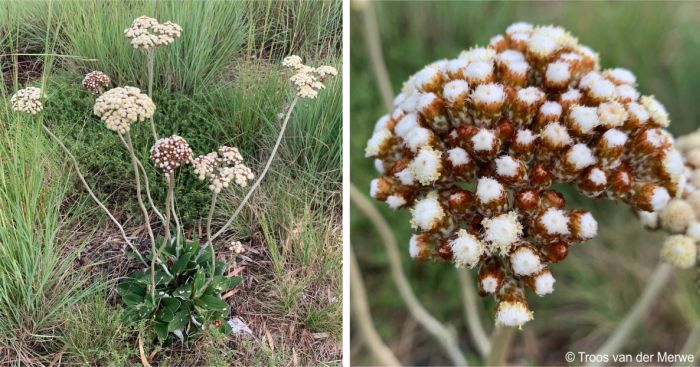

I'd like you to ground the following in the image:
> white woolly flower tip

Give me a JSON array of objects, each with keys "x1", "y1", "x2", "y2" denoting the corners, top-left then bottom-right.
[
  {"x1": 660, "y1": 235, "x2": 697, "y2": 269},
  {"x1": 650, "y1": 187, "x2": 671, "y2": 212},
  {"x1": 641, "y1": 95, "x2": 670, "y2": 127},
  {"x1": 576, "y1": 212, "x2": 598, "y2": 239},
  {"x1": 615, "y1": 84, "x2": 640, "y2": 101},
  {"x1": 460, "y1": 47, "x2": 496, "y2": 63},
  {"x1": 627, "y1": 102, "x2": 650, "y2": 123},
  {"x1": 417, "y1": 92, "x2": 438, "y2": 111},
  {"x1": 511, "y1": 246, "x2": 542, "y2": 276},
  {"x1": 566, "y1": 144, "x2": 596, "y2": 170},
  {"x1": 447, "y1": 147, "x2": 470, "y2": 166},
  {"x1": 497, "y1": 50, "x2": 525, "y2": 64},
  {"x1": 602, "y1": 128, "x2": 629, "y2": 148},
  {"x1": 414, "y1": 66, "x2": 441, "y2": 89},
  {"x1": 505, "y1": 61, "x2": 529, "y2": 76},
  {"x1": 443, "y1": 80, "x2": 470, "y2": 102},
  {"x1": 386, "y1": 195, "x2": 407, "y2": 209},
  {"x1": 482, "y1": 212, "x2": 523, "y2": 251},
  {"x1": 410, "y1": 148, "x2": 442, "y2": 185},
  {"x1": 516, "y1": 87, "x2": 545, "y2": 105},
  {"x1": 515, "y1": 129, "x2": 536, "y2": 145},
  {"x1": 579, "y1": 71, "x2": 603, "y2": 90},
  {"x1": 687, "y1": 222, "x2": 700, "y2": 241},
  {"x1": 464, "y1": 62, "x2": 494, "y2": 82},
  {"x1": 472, "y1": 83, "x2": 505, "y2": 106},
  {"x1": 450, "y1": 230, "x2": 486, "y2": 268},
  {"x1": 506, "y1": 22, "x2": 533, "y2": 35},
  {"x1": 411, "y1": 194, "x2": 445, "y2": 231},
  {"x1": 578, "y1": 45, "x2": 600, "y2": 64},
  {"x1": 560, "y1": 88, "x2": 582, "y2": 102},
  {"x1": 541, "y1": 122, "x2": 571, "y2": 147},
  {"x1": 589, "y1": 79, "x2": 616, "y2": 100},
  {"x1": 395, "y1": 168, "x2": 415, "y2": 186},
  {"x1": 480, "y1": 276, "x2": 499, "y2": 295},
  {"x1": 569, "y1": 105, "x2": 600, "y2": 134},
  {"x1": 374, "y1": 115, "x2": 390, "y2": 132},
  {"x1": 540, "y1": 101, "x2": 562, "y2": 117},
  {"x1": 471, "y1": 128, "x2": 497, "y2": 151},
  {"x1": 598, "y1": 101, "x2": 628, "y2": 128},
  {"x1": 365, "y1": 128, "x2": 392, "y2": 157},
  {"x1": 446, "y1": 58, "x2": 469, "y2": 74},
  {"x1": 605, "y1": 67, "x2": 637, "y2": 85},
  {"x1": 638, "y1": 211, "x2": 659, "y2": 228},
  {"x1": 409, "y1": 234, "x2": 420, "y2": 258},
  {"x1": 539, "y1": 208, "x2": 570, "y2": 235},
  {"x1": 663, "y1": 149, "x2": 684, "y2": 179},
  {"x1": 534, "y1": 271, "x2": 556, "y2": 296},
  {"x1": 495, "y1": 156, "x2": 520, "y2": 177},
  {"x1": 369, "y1": 179, "x2": 380, "y2": 198},
  {"x1": 528, "y1": 33, "x2": 558, "y2": 57},
  {"x1": 477, "y1": 177, "x2": 504, "y2": 203},
  {"x1": 558, "y1": 52, "x2": 582, "y2": 63},
  {"x1": 405, "y1": 127, "x2": 433, "y2": 152},
  {"x1": 374, "y1": 159, "x2": 385, "y2": 174},
  {"x1": 496, "y1": 300, "x2": 533, "y2": 327},
  {"x1": 489, "y1": 34, "x2": 505, "y2": 46},
  {"x1": 588, "y1": 168, "x2": 607, "y2": 186},
  {"x1": 394, "y1": 113, "x2": 420, "y2": 138},
  {"x1": 545, "y1": 61, "x2": 571, "y2": 84},
  {"x1": 392, "y1": 93, "x2": 406, "y2": 107}
]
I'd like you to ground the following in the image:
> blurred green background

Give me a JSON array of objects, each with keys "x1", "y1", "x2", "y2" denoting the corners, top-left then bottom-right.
[{"x1": 350, "y1": 2, "x2": 700, "y2": 366}]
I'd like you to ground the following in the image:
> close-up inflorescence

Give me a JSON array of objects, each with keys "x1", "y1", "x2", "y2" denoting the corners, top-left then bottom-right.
[
  {"x1": 10, "y1": 87, "x2": 43, "y2": 114},
  {"x1": 638, "y1": 129, "x2": 700, "y2": 269},
  {"x1": 124, "y1": 16, "x2": 182, "y2": 50},
  {"x1": 192, "y1": 146, "x2": 255, "y2": 193},
  {"x1": 93, "y1": 86, "x2": 156, "y2": 134},
  {"x1": 282, "y1": 55, "x2": 338, "y2": 99},
  {"x1": 149, "y1": 135, "x2": 194, "y2": 174},
  {"x1": 365, "y1": 22, "x2": 681, "y2": 327},
  {"x1": 82, "y1": 71, "x2": 111, "y2": 94}
]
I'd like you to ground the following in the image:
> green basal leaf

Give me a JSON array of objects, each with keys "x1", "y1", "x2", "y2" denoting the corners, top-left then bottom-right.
[
  {"x1": 153, "y1": 320, "x2": 169, "y2": 342},
  {"x1": 168, "y1": 311, "x2": 189, "y2": 332},
  {"x1": 173, "y1": 282, "x2": 193, "y2": 299},
  {"x1": 171, "y1": 251, "x2": 192, "y2": 275},
  {"x1": 194, "y1": 294, "x2": 229, "y2": 313},
  {"x1": 192, "y1": 268, "x2": 206, "y2": 298}
]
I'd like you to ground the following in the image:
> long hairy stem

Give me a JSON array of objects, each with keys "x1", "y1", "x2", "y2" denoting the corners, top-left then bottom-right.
[
  {"x1": 210, "y1": 97, "x2": 298, "y2": 242},
  {"x1": 485, "y1": 327, "x2": 515, "y2": 366},
  {"x1": 457, "y1": 268, "x2": 491, "y2": 357},
  {"x1": 351, "y1": 246, "x2": 402, "y2": 366},
  {"x1": 42, "y1": 124, "x2": 147, "y2": 266},
  {"x1": 118, "y1": 134, "x2": 165, "y2": 225},
  {"x1": 168, "y1": 174, "x2": 183, "y2": 255},
  {"x1": 360, "y1": 1, "x2": 393, "y2": 111},
  {"x1": 164, "y1": 173, "x2": 173, "y2": 242},
  {"x1": 206, "y1": 192, "x2": 218, "y2": 279},
  {"x1": 588, "y1": 262, "x2": 674, "y2": 367},
  {"x1": 124, "y1": 132, "x2": 158, "y2": 302},
  {"x1": 146, "y1": 50, "x2": 157, "y2": 141},
  {"x1": 350, "y1": 184, "x2": 468, "y2": 366}
]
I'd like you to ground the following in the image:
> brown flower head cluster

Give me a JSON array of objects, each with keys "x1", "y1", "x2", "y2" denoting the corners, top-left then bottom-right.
[
  {"x1": 365, "y1": 22, "x2": 681, "y2": 327},
  {"x1": 150, "y1": 135, "x2": 194, "y2": 174},
  {"x1": 192, "y1": 146, "x2": 254, "y2": 193},
  {"x1": 82, "y1": 71, "x2": 111, "y2": 94}
]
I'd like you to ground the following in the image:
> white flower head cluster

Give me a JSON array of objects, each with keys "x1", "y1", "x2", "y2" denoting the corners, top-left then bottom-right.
[
  {"x1": 192, "y1": 146, "x2": 254, "y2": 193},
  {"x1": 366, "y1": 22, "x2": 682, "y2": 327},
  {"x1": 124, "y1": 16, "x2": 182, "y2": 50},
  {"x1": 282, "y1": 55, "x2": 337, "y2": 99},
  {"x1": 10, "y1": 87, "x2": 43, "y2": 114},
  {"x1": 93, "y1": 86, "x2": 155, "y2": 134},
  {"x1": 229, "y1": 240, "x2": 245, "y2": 255},
  {"x1": 82, "y1": 71, "x2": 111, "y2": 94},
  {"x1": 149, "y1": 135, "x2": 193, "y2": 174}
]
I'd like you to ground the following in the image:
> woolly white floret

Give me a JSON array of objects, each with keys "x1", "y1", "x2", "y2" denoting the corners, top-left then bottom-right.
[
  {"x1": 539, "y1": 208, "x2": 570, "y2": 235},
  {"x1": 410, "y1": 193, "x2": 445, "y2": 231},
  {"x1": 405, "y1": 127, "x2": 433, "y2": 152},
  {"x1": 481, "y1": 276, "x2": 499, "y2": 294},
  {"x1": 533, "y1": 271, "x2": 556, "y2": 296},
  {"x1": 374, "y1": 115, "x2": 390, "y2": 132},
  {"x1": 408, "y1": 234, "x2": 420, "y2": 258},
  {"x1": 495, "y1": 300, "x2": 533, "y2": 327},
  {"x1": 497, "y1": 50, "x2": 525, "y2": 64},
  {"x1": 464, "y1": 62, "x2": 493, "y2": 83},
  {"x1": 545, "y1": 61, "x2": 570, "y2": 84},
  {"x1": 598, "y1": 101, "x2": 628, "y2": 128},
  {"x1": 369, "y1": 179, "x2": 381, "y2": 199},
  {"x1": 395, "y1": 168, "x2": 415, "y2": 186},
  {"x1": 476, "y1": 177, "x2": 504, "y2": 203},
  {"x1": 638, "y1": 211, "x2": 658, "y2": 229},
  {"x1": 627, "y1": 102, "x2": 650, "y2": 124},
  {"x1": 686, "y1": 222, "x2": 700, "y2": 240},
  {"x1": 450, "y1": 229, "x2": 486, "y2": 268},
  {"x1": 447, "y1": 147, "x2": 470, "y2": 166},
  {"x1": 365, "y1": 128, "x2": 392, "y2": 157},
  {"x1": 443, "y1": 80, "x2": 469, "y2": 102},
  {"x1": 516, "y1": 87, "x2": 544, "y2": 105},
  {"x1": 576, "y1": 212, "x2": 598, "y2": 239},
  {"x1": 615, "y1": 84, "x2": 639, "y2": 101},
  {"x1": 660, "y1": 235, "x2": 697, "y2": 269},
  {"x1": 510, "y1": 246, "x2": 542, "y2": 276},
  {"x1": 394, "y1": 113, "x2": 420, "y2": 138},
  {"x1": 565, "y1": 144, "x2": 596, "y2": 170},
  {"x1": 515, "y1": 129, "x2": 536, "y2": 145},
  {"x1": 604, "y1": 68, "x2": 636, "y2": 85},
  {"x1": 495, "y1": 156, "x2": 520, "y2": 177},
  {"x1": 471, "y1": 83, "x2": 505, "y2": 106},
  {"x1": 539, "y1": 101, "x2": 562, "y2": 117},
  {"x1": 482, "y1": 211, "x2": 523, "y2": 253},
  {"x1": 386, "y1": 195, "x2": 407, "y2": 209},
  {"x1": 506, "y1": 22, "x2": 533, "y2": 35},
  {"x1": 414, "y1": 66, "x2": 441, "y2": 90},
  {"x1": 587, "y1": 168, "x2": 607, "y2": 186},
  {"x1": 541, "y1": 122, "x2": 571, "y2": 147},
  {"x1": 601, "y1": 128, "x2": 628, "y2": 148},
  {"x1": 650, "y1": 187, "x2": 671, "y2": 212},
  {"x1": 471, "y1": 129, "x2": 496, "y2": 151},
  {"x1": 374, "y1": 159, "x2": 385, "y2": 174},
  {"x1": 641, "y1": 95, "x2": 670, "y2": 127},
  {"x1": 410, "y1": 148, "x2": 443, "y2": 185},
  {"x1": 569, "y1": 105, "x2": 600, "y2": 134}
]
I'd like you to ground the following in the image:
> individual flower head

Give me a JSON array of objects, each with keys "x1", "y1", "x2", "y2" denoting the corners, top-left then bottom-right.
[
  {"x1": 366, "y1": 22, "x2": 681, "y2": 327},
  {"x1": 124, "y1": 16, "x2": 182, "y2": 50},
  {"x1": 149, "y1": 135, "x2": 193, "y2": 174},
  {"x1": 93, "y1": 86, "x2": 155, "y2": 134},
  {"x1": 82, "y1": 71, "x2": 111, "y2": 94},
  {"x1": 282, "y1": 55, "x2": 337, "y2": 99},
  {"x1": 192, "y1": 146, "x2": 255, "y2": 193},
  {"x1": 10, "y1": 87, "x2": 43, "y2": 114}
]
